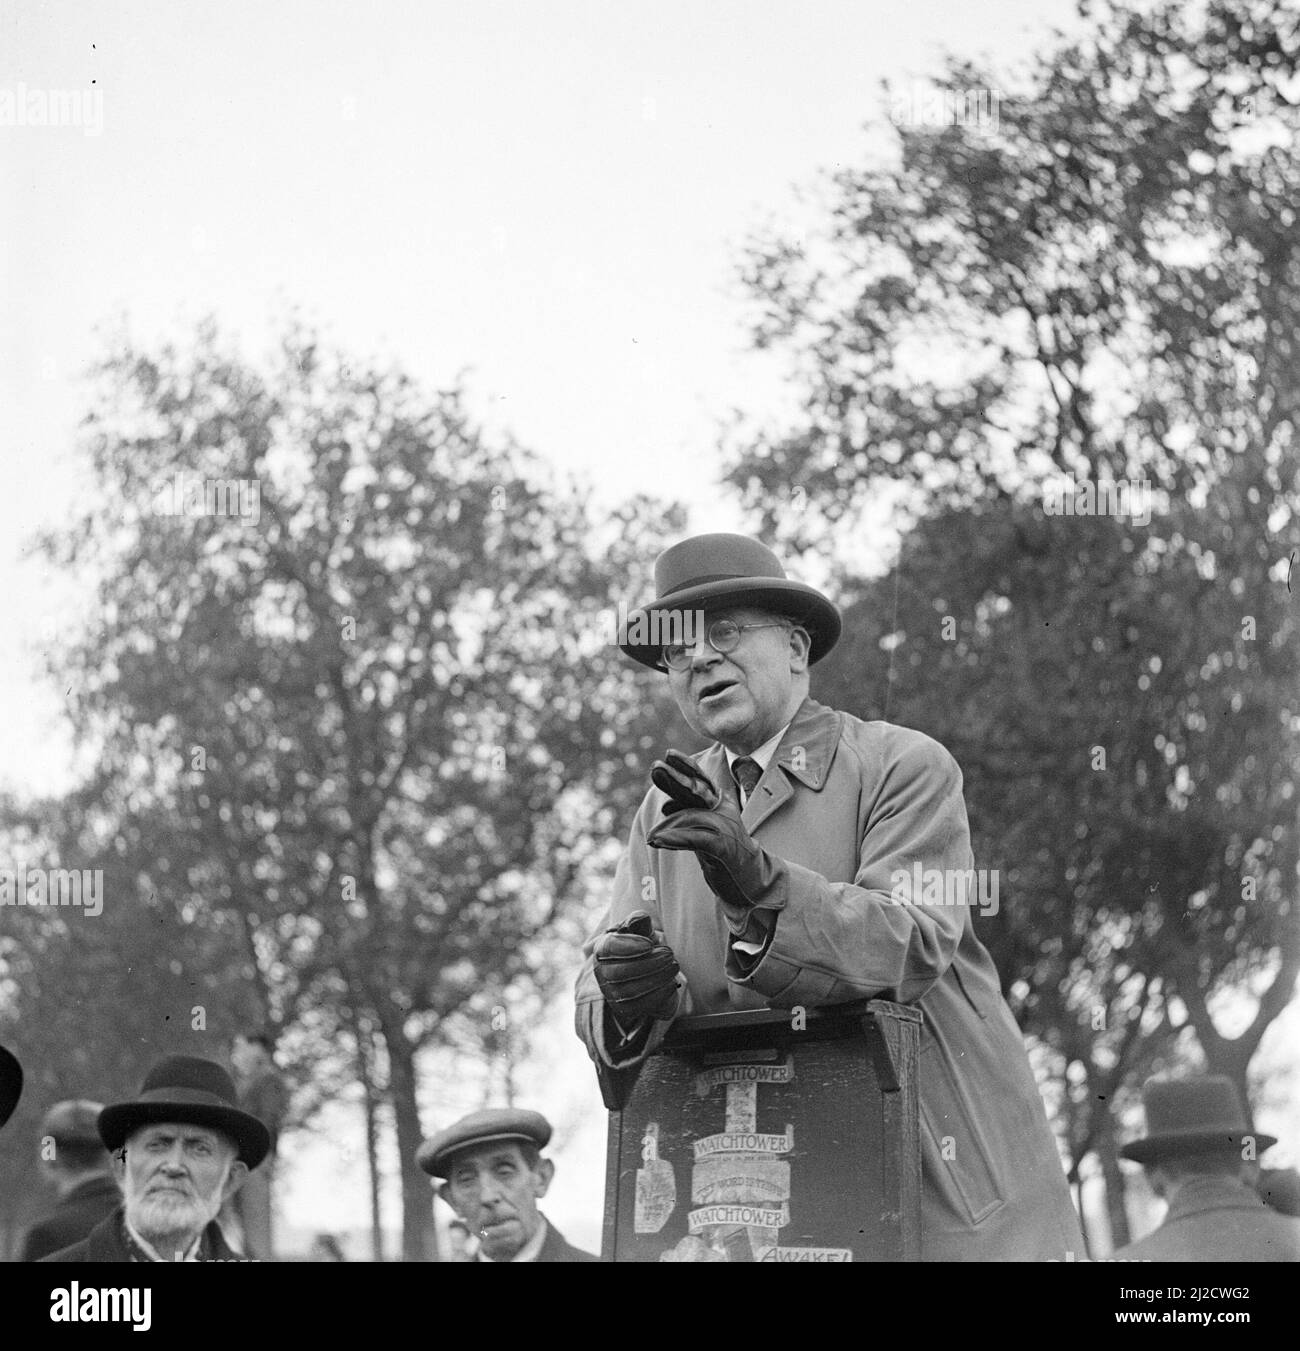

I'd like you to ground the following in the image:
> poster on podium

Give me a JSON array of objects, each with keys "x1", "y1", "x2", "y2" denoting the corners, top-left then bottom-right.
[{"x1": 602, "y1": 1000, "x2": 922, "y2": 1262}]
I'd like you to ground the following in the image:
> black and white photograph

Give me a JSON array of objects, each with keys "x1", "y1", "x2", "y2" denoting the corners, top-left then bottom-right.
[{"x1": 1, "y1": 0, "x2": 1297, "y2": 1323}]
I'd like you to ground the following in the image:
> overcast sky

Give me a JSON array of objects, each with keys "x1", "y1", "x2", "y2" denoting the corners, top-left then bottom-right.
[
  {"x1": 1, "y1": 0, "x2": 1085, "y2": 793},
  {"x1": 13, "y1": 1, "x2": 1296, "y2": 1256}
]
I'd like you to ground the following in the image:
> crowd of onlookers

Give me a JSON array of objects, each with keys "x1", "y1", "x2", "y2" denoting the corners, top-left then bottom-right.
[{"x1": 3, "y1": 1032, "x2": 1298, "y2": 1262}]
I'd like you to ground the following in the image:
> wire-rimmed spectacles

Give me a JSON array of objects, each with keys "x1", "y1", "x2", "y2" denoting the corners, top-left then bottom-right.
[{"x1": 662, "y1": 619, "x2": 794, "y2": 671}]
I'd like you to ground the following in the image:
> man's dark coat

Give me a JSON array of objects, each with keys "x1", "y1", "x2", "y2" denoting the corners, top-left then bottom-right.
[
  {"x1": 39, "y1": 1206, "x2": 245, "y2": 1262},
  {"x1": 19, "y1": 1174, "x2": 121, "y2": 1261},
  {"x1": 1112, "y1": 1177, "x2": 1300, "y2": 1262},
  {"x1": 536, "y1": 1219, "x2": 599, "y2": 1263}
]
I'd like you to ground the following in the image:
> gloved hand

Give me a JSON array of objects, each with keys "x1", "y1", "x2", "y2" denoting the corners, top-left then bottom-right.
[
  {"x1": 593, "y1": 911, "x2": 680, "y2": 1023},
  {"x1": 647, "y1": 749, "x2": 782, "y2": 923},
  {"x1": 650, "y1": 748, "x2": 723, "y2": 814}
]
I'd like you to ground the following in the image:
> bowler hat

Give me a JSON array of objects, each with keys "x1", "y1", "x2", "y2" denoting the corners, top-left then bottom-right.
[
  {"x1": 42, "y1": 1099, "x2": 106, "y2": 1147},
  {"x1": 0, "y1": 1044, "x2": 21, "y2": 1128},
  {"x1": 417, "y1": 1108, "x2": 552, "y2": 1179},
  {"x1": 98, "y1": 1055, "x2": 271, "y2": 1169},
  {"x1": 620, "y1": 533, "x2": 842, "y2": 672},
  {"x1": 1120, "y1": 1075, "x2": 1276, "y2": 1165}
]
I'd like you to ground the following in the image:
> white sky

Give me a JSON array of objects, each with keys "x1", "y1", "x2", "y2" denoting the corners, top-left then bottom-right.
[{"x1": 9, "y1": 1, "x2": 1295, "y2": 1258}]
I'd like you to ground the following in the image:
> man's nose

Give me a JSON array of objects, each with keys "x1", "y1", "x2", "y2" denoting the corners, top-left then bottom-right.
[
  {"x1": 688, "y1": 635, "x2": 721, "y2": 669},
  {"x1": 478, "y1": 1174, "x2": 507, "y2": 1204},
  {"x1": 159, "y1": 1144, "x2": 189, "y2": 1171}
]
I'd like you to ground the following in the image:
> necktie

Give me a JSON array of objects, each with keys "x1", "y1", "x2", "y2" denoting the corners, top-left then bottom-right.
[{"x1": 732, "y1": 756, "x2": 762, "y2": 804}]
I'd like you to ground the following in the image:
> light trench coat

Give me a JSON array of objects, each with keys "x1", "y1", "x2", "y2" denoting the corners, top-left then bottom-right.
[{"x1": 575, "y1": 697, "x2": 1084, "y2": 1261}]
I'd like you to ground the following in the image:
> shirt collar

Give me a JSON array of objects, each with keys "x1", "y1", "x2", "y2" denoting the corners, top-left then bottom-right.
[
  {"x1": 475, "y1": 1217, "x2": 549, "y2": 1263},
  {"x1": 724, "y1": 720, "x2": 793, "y2": 776}
]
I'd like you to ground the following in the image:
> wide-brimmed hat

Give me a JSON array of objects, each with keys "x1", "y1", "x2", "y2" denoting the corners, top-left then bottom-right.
[
  {"x1": 620, "y1": 533, "x2": 842, "y2": 672},
  {"x1": 1121, "y1": 1076, "x2": 1276, "y2": 1165},
  {"x1": 0, "y1": 1044, "x2": 21, "y2": 1128},
  {"x1": 416, "y1": 1108, "x2": 552, "y2": 1179},
  {"x1": 98, "y1": 1055, "x2": 271, "y2": 1169}
]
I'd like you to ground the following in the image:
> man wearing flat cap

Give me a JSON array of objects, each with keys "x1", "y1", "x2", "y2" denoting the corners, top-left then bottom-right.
[
  {"x1": 1110, "y1": 1076, "x2": 1300, "y2": 1261},
  {"x1": 417, "y1": 1108, "x2": 598, "y2": 1262},
  {"x1": 575, "y1": 533, "x2": 1083, "y2": 1261},
  {"x1": 42, "y1": 1055, "x2": 270, "y2": 1262},
  {"x1": 19, "y1": 1100, "x2": 120, "y2": 1261}
]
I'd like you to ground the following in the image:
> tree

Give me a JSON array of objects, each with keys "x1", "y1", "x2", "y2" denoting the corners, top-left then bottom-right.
[
  {"x1": 727, "y1": 0, "x2": 1300, "y2": 1245},
  {"x1": 30, "y1": 318, "x2": 688, "y2": 1257}
]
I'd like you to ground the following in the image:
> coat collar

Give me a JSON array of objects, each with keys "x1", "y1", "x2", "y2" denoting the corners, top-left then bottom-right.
[
  {"x1": 1164, "y1": 1176, "x2": 1271, "y2": 1221},
  {"x1": 85, "y1": 1207, "x2": 241, "y2": 1262},
  {"x1": 699, "y1": 697, "x2": 840, "y2": 833}
]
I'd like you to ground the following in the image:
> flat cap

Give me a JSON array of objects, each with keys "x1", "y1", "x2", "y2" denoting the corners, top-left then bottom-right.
[
  {"x1": 42, "y1": 1099, "x2": 106, "y2": 1146},
  {"x1": 416, "y1": 1108, "x2": 552, "y2": 1178}
]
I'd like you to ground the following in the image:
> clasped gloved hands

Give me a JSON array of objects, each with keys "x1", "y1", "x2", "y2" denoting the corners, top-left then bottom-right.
[{"x1": 645, "y1": 749, "x2": 781, "y2": 929}]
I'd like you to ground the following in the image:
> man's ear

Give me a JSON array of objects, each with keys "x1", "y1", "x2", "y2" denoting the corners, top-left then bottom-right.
[
  {"x1": 1147, "y1": 1164, "x2": 1171, "y2": 1200},
  {"x1": 111, "y1": 1149, "x2": 128, "y2": 1185},
  {"x1": 787, "y1": 625, "x2": 811, "y2": 671},
  {"x1": 221, "y1": 1159, "x2": 250, "y2": 1202},
  {"x1": 533, "y1": 1157, "x2": 556, "y2": 1199}
]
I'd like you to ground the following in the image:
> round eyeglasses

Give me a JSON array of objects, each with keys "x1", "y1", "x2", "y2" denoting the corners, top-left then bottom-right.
[{"x1": 662, "y1": 619, "x2": 794, "y2": 671}]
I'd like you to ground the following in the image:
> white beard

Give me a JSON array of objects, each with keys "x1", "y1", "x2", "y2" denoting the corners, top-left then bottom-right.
[{"x1": 128, "y1": 1183, "x2": 223, "y2": 1248}]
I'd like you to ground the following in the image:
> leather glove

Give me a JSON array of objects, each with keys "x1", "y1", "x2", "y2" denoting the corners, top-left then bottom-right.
[
  {"x1": 650, "y1": 748, "x2": 723, "y2": 815},
  {"x1": 647, "y1": 749, "x2": 782, "y2": 922},
  {"x1": 593, "y1": 910, "x2": 680, "y2": 1023}
]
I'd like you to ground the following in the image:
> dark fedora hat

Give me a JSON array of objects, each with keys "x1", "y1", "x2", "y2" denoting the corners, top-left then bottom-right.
[
  {"x1": 416, "y1": 1107, "x2": 552, "y2": 1179},
  {"x1": 1121, "y1": 1075, "x2": 1276, "y2": 1166},
  {"x1": 98, "y1": 1055, "x2": 271, "y2": 1169},
  {"x1": 620, "y1": 533, "x2": 842, "y2": 672},
  {"x1": 0, "y1": 1043, "x2": 21, "y2": 1128}
]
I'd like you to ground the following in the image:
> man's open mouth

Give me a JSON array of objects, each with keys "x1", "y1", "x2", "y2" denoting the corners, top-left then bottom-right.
[{"x1": 697, "y1": 679, "x2": 737, "y2": 705}]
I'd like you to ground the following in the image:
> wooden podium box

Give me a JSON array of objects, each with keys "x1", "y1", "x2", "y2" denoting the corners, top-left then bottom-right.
[{"x1": 601, "y1": 999, "x2": 921, "y2": 1262}]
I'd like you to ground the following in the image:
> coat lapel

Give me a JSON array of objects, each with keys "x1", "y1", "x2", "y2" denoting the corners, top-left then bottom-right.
[
  {"x1": 88, "y1": 1208, "x2": 131, "y2": 1260},
  {"x1": 703, "y1": 698, "x2": 841, "y2": 834},
  {"x1": 742, "y1": 767, "x2": 793, "y2": 833}
]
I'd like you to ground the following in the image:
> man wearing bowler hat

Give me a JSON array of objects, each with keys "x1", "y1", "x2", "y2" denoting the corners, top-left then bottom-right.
[
  {"x1": 1110, "y1": 1076, "x2": 1300, "y2": 1261},
  {"x1": 575, "y1": 533, "x2": 1084, "y2": 1261},
  {"x1": 19, "y1": 1099, "x2": 120, "y2": 1261},
  {"x1": 417, "y1": 1108, "x2": 598, "y2": 1262},
  {"x1": 42, "y1": 1055, "x2": 270, "y2": 1262}
]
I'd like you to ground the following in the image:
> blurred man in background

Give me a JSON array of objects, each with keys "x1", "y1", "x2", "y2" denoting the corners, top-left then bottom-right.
[
  {"x1": 19, "y1": 1099, "x2": 119, "y2": 1261},
  {"x1": 1111, "y1": 1076, "x2": 1300, "y2": 1262},
  {"x1": 230, "y1": 1030, "x2": 287, "y2": 1259}
]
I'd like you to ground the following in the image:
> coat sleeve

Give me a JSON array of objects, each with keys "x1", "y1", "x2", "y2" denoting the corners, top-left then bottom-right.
[
  {"x1": 574, "y1": 794, "x2": 687, "y2": 1069},
  {"x1": 728, "y1": 726, "x2": 974, "y2": 1007}
]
